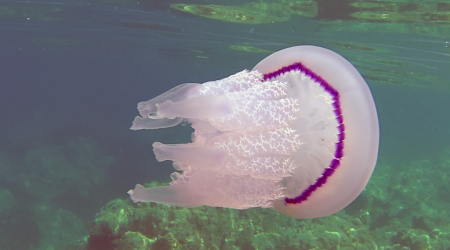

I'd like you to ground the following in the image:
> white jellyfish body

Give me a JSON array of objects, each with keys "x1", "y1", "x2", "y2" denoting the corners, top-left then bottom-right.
[{"x1": 128, "y1": 46, "x2": 379, "y2": 219}]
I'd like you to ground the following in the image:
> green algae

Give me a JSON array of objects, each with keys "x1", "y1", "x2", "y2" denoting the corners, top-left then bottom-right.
[
  {"x1": 229, "y1": 45, "x2": 273, "y2": 54},
  {"x1": 87, "y1": 198, "x2": 377, "y2": 250},
  {"x1": 170, "y1": 3, "x2": 290, "y2": 24}
]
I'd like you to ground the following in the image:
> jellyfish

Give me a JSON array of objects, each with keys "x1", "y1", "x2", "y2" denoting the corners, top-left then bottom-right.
[{"x1": 128, "y1": 45, "x2": 379, "y2": 219}]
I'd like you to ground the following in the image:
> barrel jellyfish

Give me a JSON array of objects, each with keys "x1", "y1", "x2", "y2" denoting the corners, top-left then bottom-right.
[{"x1": 128, "y1": 45, "x2": 379, "y2": 219}]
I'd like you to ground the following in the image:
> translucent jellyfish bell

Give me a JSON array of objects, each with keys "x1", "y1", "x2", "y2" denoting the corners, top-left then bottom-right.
[{"x1": 128, "y1": 45, "x2": 379, "y2": 219}]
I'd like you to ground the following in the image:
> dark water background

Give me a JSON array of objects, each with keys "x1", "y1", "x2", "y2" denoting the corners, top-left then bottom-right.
[{"x1": 0, "y1": 0, "x2": 449, "y2": 249}]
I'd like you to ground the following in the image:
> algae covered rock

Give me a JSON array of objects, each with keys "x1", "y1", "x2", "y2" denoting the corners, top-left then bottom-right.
[
  {"x1": 83, "y1": 145, "x2": 450, "y2": 250},
  {"x1": 87, "y1": 187, "x2": 377, "y2": 250},
  {"x1": 0, "y1": 188, "x2": 16, "y2": 213},
  {"x1": 32, "y1": 203, "x2": 88, "y2": 250},
  {"x1": 21, "y1": 137, "x2": 114, "y2": 201},
  {"x1": 115, "y1": 232, "x2": 153, "y2": 250}
]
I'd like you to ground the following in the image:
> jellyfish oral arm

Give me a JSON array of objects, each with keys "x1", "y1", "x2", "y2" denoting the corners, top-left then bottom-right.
[
  {"x1": 129, "y1": 70, "x2": 297, "y2": 209},
  {"x1": 128, "y1": 46, "x2": 379, "y2": 219}
]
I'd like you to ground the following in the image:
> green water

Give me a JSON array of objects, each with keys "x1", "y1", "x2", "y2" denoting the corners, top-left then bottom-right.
[{"x1": 0, "y1": 0, "x2": 449, "y2": 249}]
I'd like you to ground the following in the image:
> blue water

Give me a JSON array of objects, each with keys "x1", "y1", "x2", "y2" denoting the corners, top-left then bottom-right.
[{"x1": 1, "y1": 0, "x2": 450, "y2": 249}]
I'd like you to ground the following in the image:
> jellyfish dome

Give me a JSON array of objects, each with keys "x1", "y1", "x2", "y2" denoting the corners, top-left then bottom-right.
[{"x1": 128, "y1": 45, "x2": 379, "y2": 219}]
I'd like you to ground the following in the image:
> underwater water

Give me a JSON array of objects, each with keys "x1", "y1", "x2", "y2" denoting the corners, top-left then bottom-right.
[{"x1": 0, "y1": 0, "x2": 449, "y2": 249}]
